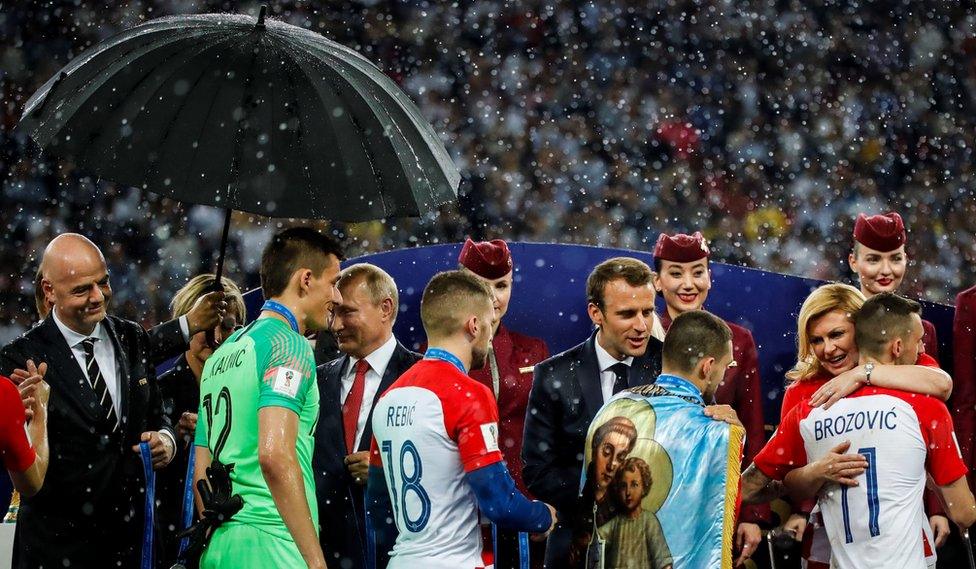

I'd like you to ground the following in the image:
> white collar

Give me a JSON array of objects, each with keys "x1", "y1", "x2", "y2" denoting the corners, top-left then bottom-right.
[
  {"x1": 594, "y1": 331, "x2": 633, "y2": 372},
  {"x1": 52, "y1": 307, "x2": 108, "y2": 348},
  {"x1": 349, "y1": 334, "x2": 398, "y2": 379}
]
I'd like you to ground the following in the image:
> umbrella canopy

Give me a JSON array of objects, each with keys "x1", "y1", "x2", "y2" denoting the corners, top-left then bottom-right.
[{"x1": 19, "y1": 8, "x2": 460, "y2": 222}]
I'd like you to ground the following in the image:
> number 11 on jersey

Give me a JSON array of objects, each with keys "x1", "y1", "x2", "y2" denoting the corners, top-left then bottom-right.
[{"x1": 841, "y1": 447, "x2": 880, "y2": 543}]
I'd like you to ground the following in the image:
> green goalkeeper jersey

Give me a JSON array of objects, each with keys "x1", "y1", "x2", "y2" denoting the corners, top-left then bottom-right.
[{"x1": 194, "y1": 317, "x2": 320, "y2": 539}]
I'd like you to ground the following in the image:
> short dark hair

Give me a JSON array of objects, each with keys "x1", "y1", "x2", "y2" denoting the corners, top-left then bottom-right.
[
  {"x1": 662, "y1": 310, "x2": 732, "y2": 373},
  {"x1": 586, "y1": 257, "x2": 654, "y2": 309},
  {"x1": 420, "y1": 270, "x2": 493, "y2": 338},
  {"x1": 853, "y1": 293, "x2": 921, "y2": 358},
  {"x1": 260, "y1": 227, "x2": 344, "y2": 298}
]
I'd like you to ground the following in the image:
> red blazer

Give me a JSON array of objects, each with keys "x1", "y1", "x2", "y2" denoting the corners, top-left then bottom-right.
[
  {"x1": 953, "y1": 286, "x2": 976, "y2": 488},
  {"x1": 922, "y1": 318, "x2": 939, "y2": 365},
  {"x1": 662, "y1": 313, "x2": 771, "y2": 524},
  {"x1": 468, "y1": 324, "x2": 549, "y2": 495}
]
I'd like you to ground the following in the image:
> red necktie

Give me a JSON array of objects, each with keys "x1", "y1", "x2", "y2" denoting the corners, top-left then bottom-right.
[{"x1": 342, "y1": 359, "x2": 369, "y2": 454}]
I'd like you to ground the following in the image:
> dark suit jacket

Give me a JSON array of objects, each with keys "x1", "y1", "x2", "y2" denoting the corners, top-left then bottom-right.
[
  {"x1": 149, "y1": 318, "x2": 190, "y2": 366},
  {"x1": 523, "y1": 331, "x2": 661, "y2": 568},
  {"x1": 0, "y1": 315, "x2": 173, "y2": 569},
  {"x1": 156, "y1": 355, "x2": 200, "y2": 567},
  {"x1": 313, "y1": 341, "x2": 421, "y2": 569},
  {"x1": 522, "y1": 330, "x2": 662, "y2": 518}
]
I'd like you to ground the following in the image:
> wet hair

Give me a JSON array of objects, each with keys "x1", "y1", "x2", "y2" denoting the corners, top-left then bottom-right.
[
  {"x1": 854, "y1": 293, "x2": 921, "y2": 359},
  {"x1": 661, "y1": 310, "x2": 732, "y2": 373},
  {"x1": 260, "y1": 227, "x2": 344, "y2": 298},
  {"x1": 788, "y1": 284, "x2": 865, "y2": 382},
  {"x1": 586, "y1": 257, "x2": 654, "y2": 310},
  {"x1": 420, "y1": 270, "x2": 493, "y2": 338}
]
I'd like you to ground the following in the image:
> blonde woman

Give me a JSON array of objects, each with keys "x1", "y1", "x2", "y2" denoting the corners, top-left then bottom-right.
[
  {"x1": 778, "y1": 283, "x2": 951, "y2": 567},
  {"x1": 157, "y1": 274, "x2": 246, "y2": 568}
]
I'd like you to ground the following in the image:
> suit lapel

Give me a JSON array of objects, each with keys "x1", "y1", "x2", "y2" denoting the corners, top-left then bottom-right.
[
  {"x1": 329, "y1": 355, "x2": 351, "y2": 454},
  {"x1": 102, "y1": 317, "x2": 130, "y2": 425},
  {"x1": 579, "y1": 332, "x2": 604, "y2": 417},
  {"x1": 357, "y1": 343, "x2": 409, "y2": 452},
  {"x1": 37, "y1": 317, "x2": 102, "y2": 423}
]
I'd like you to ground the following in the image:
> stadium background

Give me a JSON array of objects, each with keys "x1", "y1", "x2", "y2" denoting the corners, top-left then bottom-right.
[{"x1": 2, "y1": 1, "x2": 975, "y2": 346}]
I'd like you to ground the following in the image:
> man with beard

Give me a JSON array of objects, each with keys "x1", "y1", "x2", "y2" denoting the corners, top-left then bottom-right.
[
  {"x1": 366, "y1": 270, "x2": 556, "y2": 568},
  {"x1": 651, "y1": 231, "x2": 770, "y2": 547},
  {"x1": 523, "y1": 257, "x2": 664, "y2": 567}
]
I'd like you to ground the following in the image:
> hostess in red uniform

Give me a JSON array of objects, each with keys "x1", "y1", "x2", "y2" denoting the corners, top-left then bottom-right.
[
  {"x1": 953, "y1": 284, "x2": 976, "y2": 486},
  {"x1": 652, "y1": 231, "x2": 770, "y2": 530},
  {"x1": 457, "y1": 238, "x2": 550, "y2": 495},
  {"x1": 848, "y1": 212, "x2": 939, "y2": 360}
]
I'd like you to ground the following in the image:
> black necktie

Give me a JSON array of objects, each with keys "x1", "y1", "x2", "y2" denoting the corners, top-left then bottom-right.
[
  {"x1": 609, "y1": 362, "x2": 629, "y2": 395},
  {"x1": 81, "y1": 337, "x2": 120, "y2": 432}
]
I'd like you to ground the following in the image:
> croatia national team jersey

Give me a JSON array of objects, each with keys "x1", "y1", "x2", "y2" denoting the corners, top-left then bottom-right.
[
  {"x1": 755, "y1": 385, "x2": 967, "y2": 569},
  {"x1": 370, "y1": 356, "x2": 504, "y2": 569}
]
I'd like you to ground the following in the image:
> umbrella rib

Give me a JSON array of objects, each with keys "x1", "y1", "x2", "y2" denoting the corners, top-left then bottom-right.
[
  {"x1": 168, "y1": 34, "x2": 256, "y2": 202},
  {"x1": 221, "y1": 33, "x2": 266, "y2": 210},
  {"x1": 276, "y1": 42, "x2": 337, "y2": 218},
  {"x1": 282, "y1": 42, "x2": 392, "y2": 217},
  {"x1": 86, "y1": 31, "x2": 231, "y2": 161}
]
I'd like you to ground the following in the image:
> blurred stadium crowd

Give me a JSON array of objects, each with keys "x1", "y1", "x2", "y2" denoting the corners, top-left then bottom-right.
[{"x1": 2, "y1": 0, "x2": 975, "y2": 343}]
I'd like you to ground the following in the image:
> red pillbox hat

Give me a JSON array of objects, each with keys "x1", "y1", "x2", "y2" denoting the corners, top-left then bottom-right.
[
  {"x1": 653, "y1": 232, "x2": 710, "y2": 263},
  {"x1": 853, "y1": 212, "x2": 906, "y2": 252},
  {"x1": 458, "y1": 238, "x2": 513, "y2": 279}
]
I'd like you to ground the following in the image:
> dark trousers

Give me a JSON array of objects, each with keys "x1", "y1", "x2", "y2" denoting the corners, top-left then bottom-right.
[{"x1": 494, "y1": 527, "x2": 546, "y2": 569}]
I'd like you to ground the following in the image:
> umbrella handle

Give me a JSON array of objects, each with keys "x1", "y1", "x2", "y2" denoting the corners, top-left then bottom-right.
[{"x1": 207, "y1": 209, "x2": 233, "y2": 348}]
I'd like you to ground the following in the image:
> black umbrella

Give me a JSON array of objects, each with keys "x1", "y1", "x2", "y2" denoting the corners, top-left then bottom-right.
[{"x1": 19, "y1": 6, "x2": 460, "y2": 283}]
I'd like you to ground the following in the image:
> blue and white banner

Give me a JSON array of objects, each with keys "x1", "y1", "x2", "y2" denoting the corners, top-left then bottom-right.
[{"x1": 577, "y1": 378, "x2": 744, "y2": 569}]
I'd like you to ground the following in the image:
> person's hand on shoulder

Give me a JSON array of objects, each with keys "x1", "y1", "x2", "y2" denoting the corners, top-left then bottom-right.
[{"x1": 704, "y1": 404, "x2": 742, "y2": 427}]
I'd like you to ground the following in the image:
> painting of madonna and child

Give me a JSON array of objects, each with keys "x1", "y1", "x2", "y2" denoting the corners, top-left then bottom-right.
[{"x1": 574, "y1": 379, "x2": 744, "y2": 569}]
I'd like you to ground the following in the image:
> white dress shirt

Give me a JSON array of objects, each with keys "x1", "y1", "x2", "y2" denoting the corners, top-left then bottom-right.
[
  {"x1": 52, "y1": 309, "x2": 175, "y2": 455},
  {"x1": 52, "y1": 308, "x2": 122, "y2": 416},
  {"x1": 594, "y1": 332, "x2": 633, "y2": 404},
  {"x1": 341, "y1": 334, "x2": 397, "y2": 452}
]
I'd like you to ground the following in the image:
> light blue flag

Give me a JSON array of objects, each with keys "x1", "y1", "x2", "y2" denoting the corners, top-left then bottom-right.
[{"x1": 577, "y1": 374, "x2": 744, "y2": 569}]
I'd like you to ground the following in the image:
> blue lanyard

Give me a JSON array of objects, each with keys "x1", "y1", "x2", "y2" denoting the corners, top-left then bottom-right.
[
  {"x1": 139, "y1": 442, "x2": 156, "y2": 569},
  {"x1": 177, "y1": 442, "x2": 196, "y2": 560},
  {"x1": 262, "y1": 300, "x2": 299, "y2": 333},
  {"x1": 424, "y1": 348, "x2": 466, "y2": 373},
  {"x1": 490, "y1": 524, "x2": 530, "y2": 569}
]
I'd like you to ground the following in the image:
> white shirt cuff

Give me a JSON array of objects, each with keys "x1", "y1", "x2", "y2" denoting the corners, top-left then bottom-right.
[
  {"x1": 178, "y1": 315, "x2": 190, "y2": 342},
  {"x1": 158, "y1": 428, "x2": 177, "y2": 466}
]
